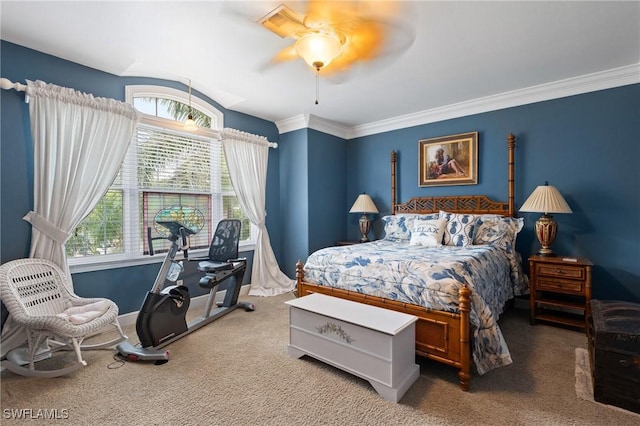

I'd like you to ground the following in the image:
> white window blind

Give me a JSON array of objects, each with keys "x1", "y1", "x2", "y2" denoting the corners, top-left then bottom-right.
[
  {"x1": 67, "y1": 85, "x2": 253, "y2": 271},
  {"x1": 132, "y1": 123, "x2": 218, "y2": 255},
  {"x1": 136, "y1": 125, "x2": 213, "y2": 192}
]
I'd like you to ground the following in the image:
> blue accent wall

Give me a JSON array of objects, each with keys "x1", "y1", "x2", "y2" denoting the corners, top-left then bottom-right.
[
  {"x1": 1, "y1": 41, "x2": 281, "y2": 313},
  {"x1": 277, "y1": 129, "x2": 348, "y2": 276},
  {"x1": 345, "y1": 85, "x2": 640, "y2": 303},
  {"x1": 308, "y1": 129, "x2": 347, "y2": 253},
  {"x1": 278, "y1": 129, "x2": 309, "y2": 277}
]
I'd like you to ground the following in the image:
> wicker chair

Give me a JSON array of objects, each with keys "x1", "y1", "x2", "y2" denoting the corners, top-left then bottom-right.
[{"x1": 0, "y1": 258, "x2": 126, "y2": 377}]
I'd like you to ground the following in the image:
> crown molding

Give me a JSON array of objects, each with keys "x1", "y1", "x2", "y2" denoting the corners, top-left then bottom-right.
[
  {"x1": 275, "y1": 114, "x2": 309, "y2": 134},
  {"x1": 307, "y1": 115, "x2": 351, "y2": 139},
  {"x1": 348, "y1": 63, "x2": 640, "y2": 139},
  {"x1": 275, "y1": 114, "x2": 351, "y2": 139},
  {"x1": 276, "y1": 63, "x2": 640, "y2": 140}
]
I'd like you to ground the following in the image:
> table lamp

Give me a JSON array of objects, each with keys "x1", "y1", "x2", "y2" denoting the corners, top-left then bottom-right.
[
  {"x1": 349, "y1": 193, "x2": 378, "y2": 242},
  {"x1": 519, "y1": 182, "x2": 572, "y2": 256}
]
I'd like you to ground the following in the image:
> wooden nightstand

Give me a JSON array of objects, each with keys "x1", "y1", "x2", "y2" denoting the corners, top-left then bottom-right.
[{"x1": 529, "y1": 255, "x2": 593, "y2": 331}]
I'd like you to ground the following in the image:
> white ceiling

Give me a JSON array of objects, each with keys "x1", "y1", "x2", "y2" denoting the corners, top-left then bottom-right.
[{"x1": 2, "y1": 1, "x2": 639, "y2": 137}]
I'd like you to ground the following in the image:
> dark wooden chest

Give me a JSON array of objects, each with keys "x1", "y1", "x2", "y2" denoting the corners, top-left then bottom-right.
[{"x1": 589, "y1": 300, "x2": 640, "y2": 414}]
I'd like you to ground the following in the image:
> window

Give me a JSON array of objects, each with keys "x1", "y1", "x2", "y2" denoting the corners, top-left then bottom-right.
[{"x1": 68, "y1": 86, "x2": 254, "y2": 272}]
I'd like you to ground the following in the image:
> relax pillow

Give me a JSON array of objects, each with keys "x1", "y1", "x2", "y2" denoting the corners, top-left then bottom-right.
[
  {"x1": 439, "y1": 211, "x2": 478, "y2": 247},
  {"x1": 409, "y1": 218, "x2": 447, "y2": 247},
  {"x1": 382, "y1": 213, "x2": 439, "y2": 241}
]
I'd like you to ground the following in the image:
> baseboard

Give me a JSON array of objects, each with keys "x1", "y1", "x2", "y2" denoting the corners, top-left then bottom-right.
[{"x1": 118, "y1": 283, "x2": 251, "y2": 328}]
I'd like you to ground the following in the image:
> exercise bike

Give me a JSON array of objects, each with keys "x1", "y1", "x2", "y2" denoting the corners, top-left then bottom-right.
[{"x1": 116, "y1": 213, "x2": 255, "y2": 363}]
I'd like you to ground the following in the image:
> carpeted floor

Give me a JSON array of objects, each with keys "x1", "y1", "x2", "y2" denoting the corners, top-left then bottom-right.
[
  {"x1": 2, "y1": 292, "x2": 640, "y2": 425},
  {"x1": 574, "y1": 348, "x2": 595, "y2": 402}
]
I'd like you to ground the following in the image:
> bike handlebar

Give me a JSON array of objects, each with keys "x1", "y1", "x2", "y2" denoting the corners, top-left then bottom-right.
[{"x1": 147, "y1": 226, "x2": 191, "y2": 257}]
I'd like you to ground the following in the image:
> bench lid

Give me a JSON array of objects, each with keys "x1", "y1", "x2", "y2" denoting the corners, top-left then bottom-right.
[{"x1": 285, "y1": 293, "x2": 417, "y2": 335}]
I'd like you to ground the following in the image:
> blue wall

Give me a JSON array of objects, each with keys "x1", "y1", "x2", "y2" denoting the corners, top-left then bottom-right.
[
  {"x1": 1, "y1": 41, "x2": 283, "y2": 313},
  {"x1": 344, "y1": 85, "x2": 640, "y2": 303},
  {"x1": 308, "y1": 129, "x2": 347, "y2": 254},
  {"x1": 2, "y1": 40, "x2": 639, "y2": 311},
  {"x1": 278, "y1": 129, "x2": 309, "y2": 277},
  {"x1": 278, "y1": 129, "x2": 348, "y2": 276}
]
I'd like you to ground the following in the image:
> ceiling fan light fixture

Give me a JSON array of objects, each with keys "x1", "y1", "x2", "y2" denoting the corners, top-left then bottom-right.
[{"x1": 295, "y1": 31, "x2": 343, "y2": 70}]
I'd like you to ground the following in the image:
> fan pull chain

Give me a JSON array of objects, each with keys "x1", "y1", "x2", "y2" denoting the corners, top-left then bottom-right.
[{"x1": 315, "y1": 68, "x2": 320, "y2": 105}]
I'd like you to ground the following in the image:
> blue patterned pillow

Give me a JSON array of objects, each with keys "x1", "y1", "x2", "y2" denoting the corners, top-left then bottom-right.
[
  {"x1": 382, "y1": 213, "x2": 439, "y2": 241},
  {"x1": 473, "y1": 215, "x2": 524, "y2": 250},
  {"x1": 473, "y1": 215, "x2": 529, "y2": 296},
  {"x1": 439, "y1": 211, "x2": 478, "y2": 247}
]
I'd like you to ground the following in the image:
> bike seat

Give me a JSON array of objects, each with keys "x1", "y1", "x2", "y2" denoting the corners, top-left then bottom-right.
[{"x1": 198, "y1": 261, "x2": 234, "y2": 273}]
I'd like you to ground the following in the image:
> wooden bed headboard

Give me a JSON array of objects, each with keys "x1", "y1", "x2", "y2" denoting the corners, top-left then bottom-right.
[{"x1": 391, "y1": 133, "x2": 516, "y2": 217}]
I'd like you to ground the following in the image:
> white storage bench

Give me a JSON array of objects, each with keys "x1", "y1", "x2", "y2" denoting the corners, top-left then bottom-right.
[{"x1": 285, "y1": 293, "x2": 419, "y2": 403}]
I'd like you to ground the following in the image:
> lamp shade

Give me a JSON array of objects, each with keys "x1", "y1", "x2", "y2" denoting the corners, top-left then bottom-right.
[
  {"x1": 519, "y1": 182, "x2": 572, "y2": 214},
  {"x1": 295, "y1": 31, "x2": 343, "y2": 70},
  {"x1": 349, "y1": 194, "x2": 379, "y2": 214}
]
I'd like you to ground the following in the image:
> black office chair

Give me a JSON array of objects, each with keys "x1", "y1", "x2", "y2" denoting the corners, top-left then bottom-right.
[{"x1": 195, "y1": 219, "x2": 242, "y2": 273}]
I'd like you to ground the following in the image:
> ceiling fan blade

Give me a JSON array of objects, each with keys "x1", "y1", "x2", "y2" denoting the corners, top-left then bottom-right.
[
  {"x1": 272, "y1": 44, "x2": 299, "y2": 63},
  {"x1": 321, "y1": 17, "x2": 417, "y2": 82},
  {"x1": 256, "y1": 44, "x2": 299, "y2": 74},
  {"x1": 309, "y1": 1, "x2": 410, "y2": 68},
  {"x1": 258, "y1": 4, "x2": 308, "y2": 39}
]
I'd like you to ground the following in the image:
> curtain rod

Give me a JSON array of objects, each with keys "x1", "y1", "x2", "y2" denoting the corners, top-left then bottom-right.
[
  {"x1": 1, "y1": 77, "x2": 29, "y2": 102},
  {"x1": 0, "y1": 78, "x2": 276, "y2": 148}
]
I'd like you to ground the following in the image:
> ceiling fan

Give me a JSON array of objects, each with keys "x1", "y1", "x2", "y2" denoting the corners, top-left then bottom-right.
[{"x1": 258, "y1": 1, "x2": 407, "y2": 76}]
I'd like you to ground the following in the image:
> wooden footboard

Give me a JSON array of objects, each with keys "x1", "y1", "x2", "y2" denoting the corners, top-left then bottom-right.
[{"x1": 296, "y1": 261, "x2": 472, "y2": 391}]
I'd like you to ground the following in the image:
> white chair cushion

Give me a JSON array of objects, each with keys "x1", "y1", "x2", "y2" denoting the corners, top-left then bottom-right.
[{"x1": 56, "y1": 300, "x2": 111, "y2": 325}]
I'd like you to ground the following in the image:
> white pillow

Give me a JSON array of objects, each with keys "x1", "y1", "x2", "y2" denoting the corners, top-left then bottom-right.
[{"x1": 409, "y1": 218, "x2": 447, "y2": 247}]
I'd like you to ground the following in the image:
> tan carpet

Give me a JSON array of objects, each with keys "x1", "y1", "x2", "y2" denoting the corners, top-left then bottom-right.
[
  {"x1": 2, "y1": 293, "x2": 640, "y2": 426},
  {"x1": 574, "y1": 347, "x2": 640, "y2": 419}
]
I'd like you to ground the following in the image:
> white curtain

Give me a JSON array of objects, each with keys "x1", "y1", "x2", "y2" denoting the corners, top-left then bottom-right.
[
  {"x1": 23, "y1": 80, "x2": 139, "y2": 283},
  {"x1": 221, "y1": 128, "x2": 295, "y2": 296},
  {"x1": 2, "y1": 80, "x2": 138, "y2": 360}
]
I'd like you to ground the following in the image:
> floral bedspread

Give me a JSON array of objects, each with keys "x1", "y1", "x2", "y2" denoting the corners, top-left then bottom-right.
[{"x1": 303, "y1": 240, "x2": 516, "y2": 374}]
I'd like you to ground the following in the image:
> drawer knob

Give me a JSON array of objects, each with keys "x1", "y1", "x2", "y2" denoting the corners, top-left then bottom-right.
[{"x1": 556, "y1": 269, "x2": 565, "y2": 274}]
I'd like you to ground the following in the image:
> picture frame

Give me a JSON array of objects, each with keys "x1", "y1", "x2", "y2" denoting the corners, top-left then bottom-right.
[{"x1": 418, "y1": 132, "x2": 478, "y2": 187}]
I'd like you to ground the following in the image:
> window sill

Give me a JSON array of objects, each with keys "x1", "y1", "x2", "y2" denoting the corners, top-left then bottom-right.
[{"x1": 69, "y1": 241, "x2": 256, "y2": 275}]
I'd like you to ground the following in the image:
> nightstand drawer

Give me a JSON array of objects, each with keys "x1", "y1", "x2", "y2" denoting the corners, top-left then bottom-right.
[
  {"x1": 537, "y1": 277, "x2": 584, "y2": 295},
  {"x1": 537, "y1": 264, "x2": 585, "y2": 280}
]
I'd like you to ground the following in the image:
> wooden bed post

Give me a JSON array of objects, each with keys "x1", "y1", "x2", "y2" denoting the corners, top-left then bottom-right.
[
  {"x1": 296, "y1": 260, "x2": 304, "y2": 297},
  {"x1": 458, "y1": 285, "x2": 472, "y2": 391},
  {"x1": 391, "y1": 151, "x2": 397, "y2": 214},
  {"x1": 507, "y1": 133, "x2": 515, "y2": 217}
]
